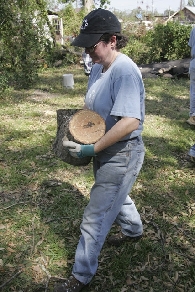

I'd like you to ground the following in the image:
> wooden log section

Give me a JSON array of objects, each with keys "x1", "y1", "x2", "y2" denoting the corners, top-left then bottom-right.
[{"x1": 52, "y1": 109, "x2": 92, "y2": 166}]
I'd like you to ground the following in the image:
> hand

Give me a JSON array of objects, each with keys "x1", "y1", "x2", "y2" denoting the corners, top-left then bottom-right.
[{"x1": 63, "y1": 141, "x2": 96, "y2": 158}]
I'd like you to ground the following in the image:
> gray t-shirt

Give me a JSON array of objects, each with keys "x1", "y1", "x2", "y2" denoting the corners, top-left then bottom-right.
[{"x1": 85, "y1": 53, "x2": 145, "y2": 140}]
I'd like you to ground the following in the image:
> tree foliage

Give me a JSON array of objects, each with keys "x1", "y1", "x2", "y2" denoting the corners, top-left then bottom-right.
[
  {"x1": 143, "y1": 22, "x2": 191, "y2": 62},
  {"x1": 121, "y1": 21, "x2": 191, "y2": 64},
  {"x1": 0, "y1": 0, "x2": 52, "y2": 89},
  {"x1": 58, "y1": 0, "x2": 110, "y2": 8},
  {"x1": 187, "y1": 0, "x2": 195, "y2": 6},
  {"x1": 59, "y1": 4, "x2": 86, "y2": 36}
]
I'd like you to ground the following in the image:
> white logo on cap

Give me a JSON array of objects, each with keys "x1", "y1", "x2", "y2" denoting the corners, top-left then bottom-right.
[{"x1": 81, "y1": 19, "x2": 88, "y2": 30}]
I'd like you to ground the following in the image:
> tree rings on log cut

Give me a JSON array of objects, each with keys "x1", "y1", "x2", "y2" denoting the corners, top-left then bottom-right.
[{"x1": 69, "y1": 109, "x2": 106, "y2": 144}]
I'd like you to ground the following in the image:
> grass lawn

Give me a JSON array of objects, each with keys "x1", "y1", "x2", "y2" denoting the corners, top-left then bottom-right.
[{"x1": 0, "y1": 65, "x2": 195, "y2": 292}]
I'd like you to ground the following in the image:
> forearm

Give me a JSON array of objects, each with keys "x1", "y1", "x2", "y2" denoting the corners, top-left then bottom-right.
[{"x1": 94, "y1": 117, "x2": 139, "y2": 153}]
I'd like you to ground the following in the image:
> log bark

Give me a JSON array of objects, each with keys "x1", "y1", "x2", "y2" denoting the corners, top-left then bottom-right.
[{"x1": 52, "y1": 109, "x2": 92, "y2": 166}]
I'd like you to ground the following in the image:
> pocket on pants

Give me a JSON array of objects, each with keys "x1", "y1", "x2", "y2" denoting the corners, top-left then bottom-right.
[{"x1": 95, "y1": 153, "x2": 128, "y2": 185}]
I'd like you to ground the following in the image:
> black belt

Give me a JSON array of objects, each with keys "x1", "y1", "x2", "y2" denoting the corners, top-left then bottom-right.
[{"x1": 119, "y1": 136, "x2": 138, "y2": 142}]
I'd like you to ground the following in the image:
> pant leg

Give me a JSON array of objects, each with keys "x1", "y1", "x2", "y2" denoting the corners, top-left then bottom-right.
[
  {"x1": 189, "y1": 59, "x2": 195, "y2": 116},
  {"x1": 115, "y1": 195, "x2": 143, "y2": 237},
  {"x1": 72, "y1": 137, "x2": 145, "y2": 284}
]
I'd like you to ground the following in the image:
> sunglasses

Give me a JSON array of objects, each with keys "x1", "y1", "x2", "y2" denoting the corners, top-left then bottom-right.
[{"x1": 85, "y1": 40, "x2": 104, "y2": 53}]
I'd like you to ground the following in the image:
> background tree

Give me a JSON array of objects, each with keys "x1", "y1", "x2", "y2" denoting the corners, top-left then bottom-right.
[
  {"x1": 187, "y1": 0, "x2": 195, "y2": 6},
  {"x1": 54, "y1": 0, "x2": 110, "y2": 9},
  {"x1": 59, "y1": 4, "x2": 86, "y2": 37},
  {"x1": 0, "y1": 0, "x2": 52, "y2": 89},
  {"x1": 163, "y1": 8, "x2": 176, "y2": 16}
]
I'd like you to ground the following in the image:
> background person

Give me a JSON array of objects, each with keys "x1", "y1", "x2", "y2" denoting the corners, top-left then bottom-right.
[
  {"x1": 82, "y1": 51, "x2": 93, "y2": 76},
  {"x1": 54, "y1": 8, "x2": 145, "y2": 292},
  {"x1": 187, "y1": 143, "x2": 195, "y2": 162},
  {"x1": 187, "y1": 25, "x2": 195, "y2": 125}
]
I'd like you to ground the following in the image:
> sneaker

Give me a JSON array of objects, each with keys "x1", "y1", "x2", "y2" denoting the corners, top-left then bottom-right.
[
  {"x1": 186, "y1": 116, "x2": 195, "y2": 125},
  {"x1": 188, "y1": 143, "x2": 195, "y2": 163},
  {"x1": 107, "y1": 231, "x2": 142, "y2": 247},
  {"x1": 54, "y1": 276, "x2": 85, "y2": 292}
]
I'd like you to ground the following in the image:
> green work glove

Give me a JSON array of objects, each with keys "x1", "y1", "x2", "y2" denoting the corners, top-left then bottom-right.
[{"x1": 63, "y1": 141, "x2": 96, "y2": 158}]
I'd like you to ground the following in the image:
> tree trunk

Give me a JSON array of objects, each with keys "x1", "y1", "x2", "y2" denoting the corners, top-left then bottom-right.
[
  {"x1": 83, "y1": 0, "x2": 94, "y2": 11},
  {"x1": 139, "y1": 58, "x2": 190, "y2": 78}
]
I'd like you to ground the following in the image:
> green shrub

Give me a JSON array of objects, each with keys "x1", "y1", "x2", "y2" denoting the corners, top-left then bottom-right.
[
  {"x1": 143, "y1": 21, "x2": 192, "y2": 62},
  {"x1": 121, "y1": 37, "x2": 151, "y2": 64},
  {"x1": 0, "y1": 0, "x2": 52, "y2": 89},
  {"x1": 122, "y1": 21, "x2": 192, "y2": 64}
]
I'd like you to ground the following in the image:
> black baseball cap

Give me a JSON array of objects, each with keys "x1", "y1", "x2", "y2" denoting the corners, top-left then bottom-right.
[{"x1": 71, "y1": 8, "x2": 121, "y2": 48}]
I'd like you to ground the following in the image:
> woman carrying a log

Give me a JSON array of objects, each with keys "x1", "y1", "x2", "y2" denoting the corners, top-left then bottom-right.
[{"x1": 54, "y1": 8, "x2": 145, "y2": 292}]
